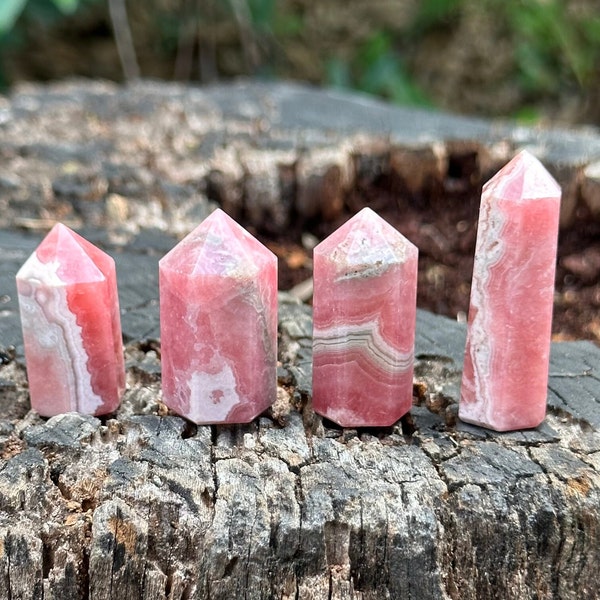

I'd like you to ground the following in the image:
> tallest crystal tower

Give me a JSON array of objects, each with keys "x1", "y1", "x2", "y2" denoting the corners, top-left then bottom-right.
[{"x1": 459, "y1": 150, "x2": 561, "y2": 431}]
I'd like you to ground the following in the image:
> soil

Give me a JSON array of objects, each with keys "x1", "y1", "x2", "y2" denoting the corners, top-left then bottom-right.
[{"x1": 262, "y1": 167, "x2": 600, "y2": 345}]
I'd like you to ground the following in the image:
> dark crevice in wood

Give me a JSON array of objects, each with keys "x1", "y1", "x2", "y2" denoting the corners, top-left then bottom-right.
[
  {"x1": 222, "y1": 556, "x2": 238, "y2": 578},
  {"x1": 0, "y1": 349, "x2": 14, "y2": 365},
  {"x1": 400, "y1": 413, "x2": 417, "y2": 437},
  {"x1": 97, "y1": 413, "x2": 117, "y2": 428},
  {"x1": 164, "y1": 572, "x2": 173, "y2": 597},
  {"x1": 41, "y1": 536, "x2": 53, "y2": 580},
  {"x1": 81, "y1": 545, "x2": 90, "y2": 600},
  {"x1": 446, "y1": 150, "x2": 480, "y2": 182},
  {"x1": 209, "y1": 425, "x2": 218, "y2": 506},
  {"x1": 182, "y1": 581, "x2": 193, "y2": 600},
  {"x1": 49, "y1": 465, "x2": 70, "y2": 501},
  {"x1": 180, "y1": 420, "x2": 197, "y2": 439},
  {"x1": 6, "y1": 536, "x2": 12, "y2": 600}
]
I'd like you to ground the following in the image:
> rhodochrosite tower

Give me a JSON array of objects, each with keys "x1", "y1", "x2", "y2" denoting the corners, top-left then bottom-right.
[
  {"x1": 312, "y1": 208, "x2": 418, "y2": 427},
  {"x1": 459, "y1": 150, "x2": 561, "y2": 431},
  {"x1": 16, "y1": 224, "x2": 125, "y2": 416},
  {"x1": 159, "y1": 209, "x2": 278, "y2": 425}
]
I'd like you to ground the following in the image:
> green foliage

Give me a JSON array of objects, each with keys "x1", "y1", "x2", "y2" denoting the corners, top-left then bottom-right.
[
  {"x1": 355, "y1": 33, "x2": 430, "y2": 106},
  {"x1": 0, "y1": 0, "x2": 28, "y2": 33},
  {"x1": 513, "y1": 105, "x2": 542, "y2": 125},
  {"x1": 0, "y1": 0, "x2": 79, "y2": 34},
  {"x1": 411, "y1": 0, "x2": 461, "y2": 33},
  {"x1": 504, "y1": 0, "x2": 599, "y2": 92},
  {"x1": 327, "y1": 32, "x2": 431, "y2": 107},
  {"x1": 245, "y1": 0, "x2": 303, "y2": 37},
  {"x1": 403, "y1": 0, "x2": 600, "y2": 117},
  {"x1": 52, "y1": 0, "x2": 79, "y2": 14},
  {"x1": 245, "y1": 0, "x2": 274, "y2": 32}
]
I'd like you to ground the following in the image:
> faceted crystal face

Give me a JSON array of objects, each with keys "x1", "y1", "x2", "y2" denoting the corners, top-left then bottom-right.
[
  {"x1": 460, "y1": 150, "x2": 561, "y2": 431},
  {"x1": 315, "y1": 206, "x2": 411, "y2": 271},
  {"x1": 16, "y1": 224, "x2": 125, "y2": 417},
  {"x1": 161, "y1": 209, "x2": 271, "y2": 278},
  {"x1": 482, "y1": 149, "x2": 562, "y2": 203},
  {"x1": 312, "y1": 208, "x2": 418, "y2": 427},
  {"x1": 159, "y1": 209, "x2": 278, "y2": 425}
]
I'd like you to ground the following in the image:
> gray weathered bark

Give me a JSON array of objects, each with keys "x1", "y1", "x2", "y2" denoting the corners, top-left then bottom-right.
[{"x1": 0, "y1": 82, "x2": 599, "y2": 599}]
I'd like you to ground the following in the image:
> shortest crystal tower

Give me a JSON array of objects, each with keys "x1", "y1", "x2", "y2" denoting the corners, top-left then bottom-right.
[{"x1": 16, "y1": 224, "x2": 125, "y2": 416}]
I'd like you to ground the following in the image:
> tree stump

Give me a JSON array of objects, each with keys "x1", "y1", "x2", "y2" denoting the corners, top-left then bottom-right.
[{"x1": 0, "y1": 81, "x2": 599, "y2": 599}]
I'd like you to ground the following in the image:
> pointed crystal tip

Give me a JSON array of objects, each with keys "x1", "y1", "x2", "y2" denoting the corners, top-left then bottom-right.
[
  {"x1": 483, "y1": 150, "x2": 561, "y2": 202},
  {"x1": 314, "y1": 207, "x2": 417, "y2": 268},
  {"x1": 160, "y1": 208, "x2": 275, "y2": 277},
  {"x1": 16, "y1": 223, "x2": 111, "y2": 285}
]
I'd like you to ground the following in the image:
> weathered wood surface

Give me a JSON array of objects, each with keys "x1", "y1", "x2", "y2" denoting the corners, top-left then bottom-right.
[{"x1": 0, "y1": 81, "x2": 599, "y2": 599}]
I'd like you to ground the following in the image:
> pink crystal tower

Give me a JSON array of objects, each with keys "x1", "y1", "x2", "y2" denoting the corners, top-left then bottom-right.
[
  {"x1": 16, "y1": 224, "x2": 125, "y2": 416},
  {"x1": 159, "y1": 209, "x2": 277, "y2": 424},
  {"x1": 312, "y1": 208, "x2": 418, "y2": 427},
  {"x1": 460, "y1": 150, "x2": 561, "y2": 431}
]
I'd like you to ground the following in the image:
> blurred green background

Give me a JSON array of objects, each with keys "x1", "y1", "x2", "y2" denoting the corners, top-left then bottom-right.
[{"x1": 1, "y1": 0, "x2": 599, "y2": 124}]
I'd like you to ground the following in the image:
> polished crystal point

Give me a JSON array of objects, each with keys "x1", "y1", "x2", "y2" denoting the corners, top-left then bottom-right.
[
  {"x1": 312, "y1": 207, "x2": 418, "y2": 427},
  {"x1": 16, "y1": 224, "x2": 125, "y2": 416},
  {"x1": 159, "y1": 209, "x2": 278, "y2": 424},
  {"x1": 460, "y1": 150, "x2": 561, "y2": 431}
]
